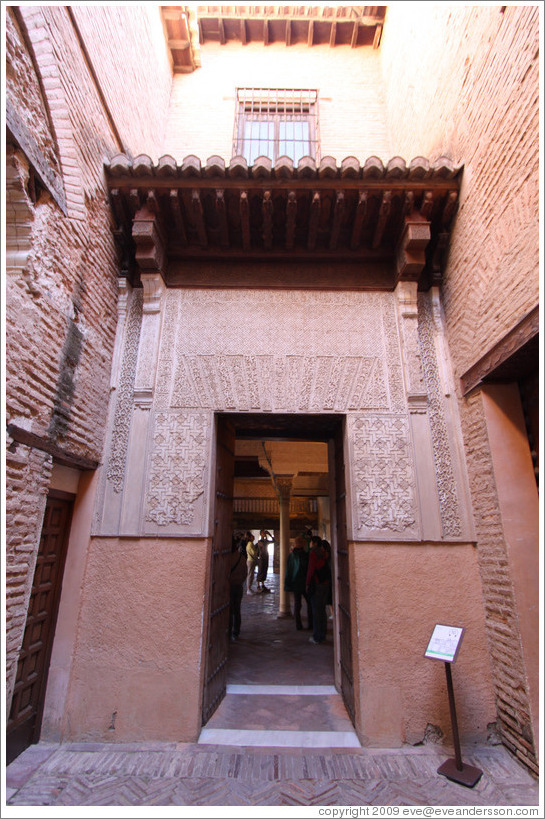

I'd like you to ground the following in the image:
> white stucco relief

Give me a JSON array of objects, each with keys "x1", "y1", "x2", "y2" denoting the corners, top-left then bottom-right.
[
  {"x1": 145, "y1": 410, "x2": 209, "y2": 528},
  {"x1": 94, "y1": 286, "x2": 470, "y2": 540},
  {"x1": 348, "y1": 414, "x2": 418, "y2": 537},
  {"x1": 418, "y1": 292, "x2": 465, "y2": 538},
  {"x1": 106, "y1": 287, "x2": 142, "y2": 493}
]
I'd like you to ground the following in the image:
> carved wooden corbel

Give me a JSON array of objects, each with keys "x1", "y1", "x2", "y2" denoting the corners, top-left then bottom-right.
[
  {"x1": 216, "y1": 189, "x2": 229, "y2": 248},
  {"x1": 395, "y1": 213, "x2": 432, "y2": 284},
  {"x1": 329, "y1": 191, "x2": 345, "y2": 250},
  {"x1": 132, "y1": 203, "x2": 167, "y2": 279},
  {"x1": 286, "y1": 191, "x2": 297, "y2": 250},
  {"x1": 372, "y1": 190, "x2": 391, "y2": 249},
  {"x1": 350, "y1": 191, "x2": 367, "y2": 250},
  {"x1": 240, "y1": 191, "x2": 250, "y2": 250},
  {"x1": 262, "y1": 191, "x2": 273, "y2": 250},
  {"x1": 308, "y1": 191, "x2": 321, "y2": 250},
  {"x1": 191, "y1": 189, "x2": 208, "y2": 248}
]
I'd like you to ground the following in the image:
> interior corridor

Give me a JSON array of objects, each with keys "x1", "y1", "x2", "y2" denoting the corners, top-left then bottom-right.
[{"x1": 199, "y1": 570, "x2": 360, "y2": 748}]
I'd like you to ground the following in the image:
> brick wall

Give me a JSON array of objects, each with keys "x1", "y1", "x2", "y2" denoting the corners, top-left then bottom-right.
[
  {"x1": 69, "y1": 5, "x2": 172, "y2": 159},
  {"x1": 380, "y1": 5, "x2": 540, "y2": 773},
  {"x1": 163, "y1": 41, "x2": 392, "y2": 163},
  {"x1": 380, "y1": 4, "x2": 539, "y2": 377},
  {"x1": 4, "y1": 5, "x2": 173, "y2": 716}
]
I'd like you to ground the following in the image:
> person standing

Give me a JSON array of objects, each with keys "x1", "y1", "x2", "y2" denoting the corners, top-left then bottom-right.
[
  {"x1": 256, "y1": 529, "x2": 272, "y2": 593},
  {"x1": 245, "y1": 531, "x2": 258, "y2": 595},
  {"x1": 306, "y1": 535, "x2": 331, "y2": 644},
  {"x1": 229, "y1": 536, "x2": 248, "y2": 641},
  {"x1": 284, "y1": 535, "x2": 312, "y2": 630}
]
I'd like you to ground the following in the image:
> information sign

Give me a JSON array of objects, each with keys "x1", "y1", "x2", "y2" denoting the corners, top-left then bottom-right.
[{"x1": 425, "y1": 624, "x2": 465, "y2": 663}]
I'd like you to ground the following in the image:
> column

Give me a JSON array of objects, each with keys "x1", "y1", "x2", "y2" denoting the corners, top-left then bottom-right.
[{"x1": 276, "y1": 476, "x2": 293, "y2": 619}]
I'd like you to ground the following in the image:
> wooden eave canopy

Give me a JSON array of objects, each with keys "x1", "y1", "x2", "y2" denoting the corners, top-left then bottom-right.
[
  {"x1": 196, "y1": 5, "x2": 385, "y2": 48},
  {"x1": 161, "y1": 6, "x2": 386, "y2": 73},
  {"x1": 105, "y1": 152, "x2": 462, "y2": 291}
]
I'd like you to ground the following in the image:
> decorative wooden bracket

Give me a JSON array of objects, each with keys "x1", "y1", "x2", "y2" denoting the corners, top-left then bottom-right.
[
  {"x1": 395, "y1": 213, "x2": 431, "y2": 284},
  {"x1": 132, "y1": 204, "x2": 167, "y2": 279}
]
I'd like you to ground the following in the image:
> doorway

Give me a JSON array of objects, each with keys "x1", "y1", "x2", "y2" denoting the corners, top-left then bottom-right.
[
  {"x1": 6, "y1": 490, "x2": 74, "y2": 764},
  {"x1": 201, "y1": 413, "x2": 354, "y2": 727}
]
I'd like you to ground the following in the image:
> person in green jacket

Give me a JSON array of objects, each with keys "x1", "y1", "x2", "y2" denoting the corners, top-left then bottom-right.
[{"x1": 284, "y1": 535, "x2": 313, "y2": 631}]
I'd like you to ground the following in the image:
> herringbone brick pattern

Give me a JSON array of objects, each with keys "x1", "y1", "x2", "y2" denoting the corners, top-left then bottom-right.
[{"x1": 6, "y1": 742, "x2": 539, "y2": 808}]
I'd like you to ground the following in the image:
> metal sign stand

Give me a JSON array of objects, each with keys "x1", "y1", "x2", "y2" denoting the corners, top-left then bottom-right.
[
  {"x1": 424, "y1": 624, "x2": 483, "y2": 788},
  {"x1": 437, "y1": 661, "x2": 483, "y2": 788}
]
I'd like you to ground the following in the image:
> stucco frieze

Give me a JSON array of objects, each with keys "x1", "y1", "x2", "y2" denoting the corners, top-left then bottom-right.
[{"x1": 157, "y1": 289, "x2": 395, "y2": 413}]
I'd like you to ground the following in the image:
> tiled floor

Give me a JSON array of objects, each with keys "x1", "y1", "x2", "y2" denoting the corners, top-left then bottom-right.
[
  {"x1": 4, "y1": 571, "x2": 541, "y2": 809},
  {"x1": 201, "y1": 574, "x2": 359, "y2": 748}
]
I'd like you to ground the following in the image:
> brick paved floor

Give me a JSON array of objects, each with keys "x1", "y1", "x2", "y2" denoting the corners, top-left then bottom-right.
[
  {"x1": 4, "y1": 740, "x2": 539, "y2": 809},
  {"x1": 4, "y1": 572, "x2": 540, "y2": 811}
]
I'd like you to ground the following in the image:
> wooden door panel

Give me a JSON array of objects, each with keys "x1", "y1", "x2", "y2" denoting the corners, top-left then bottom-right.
[
  {"x1": 202, "y1": 417, "x2": 235, "y2": 724},
  {"x1": 6, "y1": 492, "x2": 73, "y2": 764},
  {"x1": 334, "y1": 423, "x2": 355, "y2": 724}
]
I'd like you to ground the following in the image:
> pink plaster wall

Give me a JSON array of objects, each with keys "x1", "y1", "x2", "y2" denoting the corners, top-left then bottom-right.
[
  {"x1": 62, "y1": 537, "x2": 210, "y2": 742},
  {"x1": 351, "y1": 542, "x2": 496, "y2": 748}
]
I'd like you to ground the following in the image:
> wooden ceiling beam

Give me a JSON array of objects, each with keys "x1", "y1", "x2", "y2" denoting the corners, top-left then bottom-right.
[
  {"x1": 441, "y1": 190, "x2": 458, "y2": 227},
  {"x1": 167, "y1": 38, "x2": 190, "y2": 50},
  {"x1": 218, "y1": 18, "x2": 226, "y2": 45},
  {"x1": 329, "y1": 191, "x2": 345, "y2": 250},
  {"x1": 403, "y1": 191, "x2": 414, "y2": 218},
  {"x1": 262, "y1": 191, "x2": 273, "y2": 250},
  {"x1": 372, "y1": 190, "x2": 391, "y2": 249},
  {"x1": 216, "y1": 189, "x2": 229, "y2": 248},
  {"x1": 308, "y1": 19, "x2": 314, "y2": 47},
  {"x1": 128, "y1": 188, "x2": 142, "y2": 216},
  {"x1": 286, "y1": 191, "x2": 297, "y2": 250},
  {"x1": 240, "y1": 19, "x2": 247, "y2": 45},
  {"x1": 169, "y1": 189, "x2": 187, "y2": 246},
  {"x1": 263, "y1": 19, "x2": 269, "y2": 45},
  {"x1": 146, "y1": 190, "x2": 159, "y2": 214},
  {"x1": 191, "y1": 189, "x2": 208, "y2": 248},
  {"x1": 330, "y1": 21, "x2": 337, "y2": 48},
  {"x1": 351, "y1": 21, "x2": 359, "y2": 48},
  {"x1": 420, "y1": 191, "x2": 434, "y2": 220},
  {"x1": 350, "y1": 190, "x2": 367, "y2": 250},
  {"x1": 308, "y1": 191, "x2": 320, "y2": 251},
  {"x1": 285, "y1": 20, "x2": 291, "y2": 47},
  {"x1": 240, "y1": 191, "x2": 250, "y2": 250}
]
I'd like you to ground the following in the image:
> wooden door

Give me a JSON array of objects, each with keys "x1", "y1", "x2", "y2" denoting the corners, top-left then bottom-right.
[
  {"x1": 202, "y1": 417, "x2": 235, "y2": 724},
  {"x1": 334, "y1": 422, "x2": 355, "y2": 723},
  {"x1": 6, "y1": 491, "x2": 73, "y2": 764}
]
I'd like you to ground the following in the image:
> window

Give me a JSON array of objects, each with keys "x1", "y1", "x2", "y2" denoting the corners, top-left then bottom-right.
[{"x1": 233, "y1": 88, "x2": 319, "y2": 165}]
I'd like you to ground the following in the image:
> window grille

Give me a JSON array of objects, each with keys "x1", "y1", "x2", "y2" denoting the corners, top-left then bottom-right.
[{"x1": 233, "y1": 88, "x2": 319, "y2": 165}]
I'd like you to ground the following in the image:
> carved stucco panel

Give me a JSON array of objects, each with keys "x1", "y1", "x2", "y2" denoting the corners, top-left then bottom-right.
[
  {"x1": 159, "y1": 289, "x2": 402, "y2": 413},
  {"x1": 418, "y1": 295, "x2": 462, "y2": 538},
  {"x1": 381, "y1": 296, "x2": 406, "y2": 411},
  {"x1": 106, "y1": 288, "x2": 142, "y2": 493},
  {"x1": 156, "y1": 290, "x2": 178, "y2": 409},
  {"x1": 145, "y1": 410, "x2": 210, "y2": 531},
  {"x1": 348, "y1": 414, "x2": 419, "y2": 538},
  {"x1": 168, "y1": 354, "x2": 390, "y2": 412}
]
